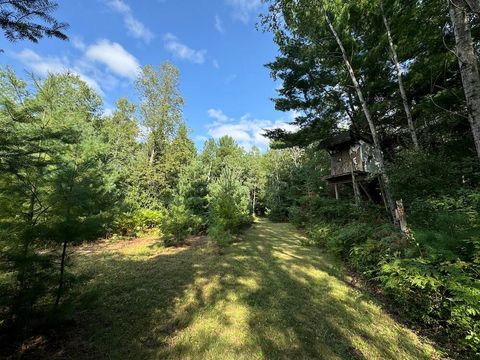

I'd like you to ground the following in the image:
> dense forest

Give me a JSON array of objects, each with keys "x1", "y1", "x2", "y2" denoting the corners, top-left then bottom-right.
[{"x1": 0, "y1": 0, "x2": 480, "y2": 358}]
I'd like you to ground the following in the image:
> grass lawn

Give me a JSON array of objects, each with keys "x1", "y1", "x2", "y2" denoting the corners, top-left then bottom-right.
[{"x1": 28, "y1": 219, "x2": 442, "y2": 359}]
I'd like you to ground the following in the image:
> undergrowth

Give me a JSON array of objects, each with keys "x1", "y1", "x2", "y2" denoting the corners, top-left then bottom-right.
[{"x1": 291, "y1": 194, "x2": 480, "y2": 358}]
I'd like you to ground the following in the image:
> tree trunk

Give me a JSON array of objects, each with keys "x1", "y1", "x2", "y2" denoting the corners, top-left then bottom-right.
[
  {"x1": 381, "y1": 2, "x2": 420, "y2": 150},
  {"x1": 252, "y1": 187, "x2": 256, "y2": 215},
  {"x1": 323, "y1": 9, "x2": 397, "y2": 221},
  {"x1": 449, "y1": 0, "x2": 480, "y2": 160},
  {"x1": 149, "y1": 147, "x2": 155, "y2": 166},
  {"x1": 464, "y1": 0, "x2": 480, "y2": 13},
  {"x1": 54, "y1": 237, "x2": 68, "y2": 310}
]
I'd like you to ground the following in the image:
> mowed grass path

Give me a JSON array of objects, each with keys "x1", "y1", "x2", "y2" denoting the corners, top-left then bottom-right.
[{"x1": 58, "y1": 219, "x2": 440, "y2": 359}]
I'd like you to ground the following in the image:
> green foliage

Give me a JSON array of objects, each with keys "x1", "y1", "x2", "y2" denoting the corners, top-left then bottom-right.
[
  {"x1": 389, "y1": 151, "x2": 480, "y2": 204},
  {"x1": 0, "y1": 59, "x2": 260, "y2": 356},
  {"x1": 161, "y1": 199, "x2": 200, "y2": 247},
  {"x1": 298, "y1": 197, "x2": 480, "y2": 355},
  {"x1": 113, "y1": 209, "x2": 165, "y2": 237},
  {"x1": 378, "y1": 258, "x2": 480, "y2": 353},
  {"x1": 176, "y1": 159, "x2": 209, "y2": 231},
  {"x1": 0, "y1": 0, "x2": 68, "y2": 44},
  {"x1": 208, "y1": 224, "x2": 234, "y2": 247},
  {"x1": 208, "y1": 167, "x2": 252, "y2": 244}
]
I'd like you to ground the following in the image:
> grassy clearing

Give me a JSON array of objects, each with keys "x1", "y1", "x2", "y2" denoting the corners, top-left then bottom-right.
[{"x1": 27, "y1": 219, "x2": 441, "y2": 359}]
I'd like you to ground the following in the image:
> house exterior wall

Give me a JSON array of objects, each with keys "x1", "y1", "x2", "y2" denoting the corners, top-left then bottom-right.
[{"x1": 330, "y1": 140, "x2": 380, "y2": 177}]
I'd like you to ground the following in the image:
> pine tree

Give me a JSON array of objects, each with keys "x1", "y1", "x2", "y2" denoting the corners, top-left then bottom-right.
[{"x1": 0, "y1": 0, "x2": 68, "y2": 45}]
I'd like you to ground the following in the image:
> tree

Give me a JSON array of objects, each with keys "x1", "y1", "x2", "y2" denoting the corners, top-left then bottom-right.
[
  {"x1": 244, "y1": 146, "x2": 267, "y2": 214},
  {"x1": 264, "y1": 0, "x2": 397, "y2": 220},
  {"x1": 177, "y1": 158, "x2": 209, "y2": 229},
  {"x1": 449, "y1": 0, "x2": 480, "y2": 160},
  {"x1": 208, "y1": 167, "x2": 251, "y2": 243},
  {"x1": 0, "y1": 0, "x2": 68, "y2": 45},
  {"x1": 380, "y1": 0, "x2": 419, "y2": 150},
  {"x1": 0, "y1": 69, "x2": 118, "y2": 326},
  {"x1": 163, "y1": 123, "x2": 196, "y2": 193},
  {"x1": 0, "y1": 68, "x2": 73, "y2": 325},
  {"x1": 136, "y1": 62, "x2": 184, "y2": 166}
]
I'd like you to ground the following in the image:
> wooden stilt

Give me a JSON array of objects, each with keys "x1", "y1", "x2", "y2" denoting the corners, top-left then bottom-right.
[
  {"x1": 378, "y1": 175, "x2": 389, "y2": 213},
  {"x1": 359, "y1": 182, "x2": 373, "y2": 202},
  {"x1": 395, "y1": 199, "x2": 409, "y2": 234},
  {"x1": 334, "y1": 184, "x2": 339, "y2": 200},
  {"x1": 351, "y1": 170, "x2": 361, "y2": 206}
]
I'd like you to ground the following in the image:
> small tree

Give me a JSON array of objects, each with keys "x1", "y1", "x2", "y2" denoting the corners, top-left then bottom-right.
[{"x1": 208, "y1": 167, "x2": 251, "y2": 244}]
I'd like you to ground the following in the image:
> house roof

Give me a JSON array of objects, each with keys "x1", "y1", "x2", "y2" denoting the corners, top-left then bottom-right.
[{"x1": 319, "y1": 131, "x2": 373, "y2": 150}]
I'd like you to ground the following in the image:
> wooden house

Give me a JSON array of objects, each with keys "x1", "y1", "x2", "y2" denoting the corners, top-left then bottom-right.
[{"x1": 320, "y1": 131, "x2": 383, "y2": 204}]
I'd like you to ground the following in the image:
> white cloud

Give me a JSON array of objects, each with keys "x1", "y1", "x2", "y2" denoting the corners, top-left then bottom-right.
[
  {"x1": 215, "y1": 15, "x2": 225, "y2": 33},
  {"x1": 13, "y1": 39, "x2": 141, "y2": 96},
  {"x1": 15, "y1": 49, "x2": 67, "y2": 76},
  {"x1": 212, "y1": 59, "x2": 220, "y2": 69},
  {"x1": 85, "y1": 39, "x2": 140, "y2": 80},
  {"x1": 107, "y1": 0, "x2": 155, "y2": 43},
  {"x1": 208, "y1": 108, "x2": 231, "y2": 123},
  {"x1": 163, "y1": 33, "x2": 207, "y2": 64},
  {"x1": 195, "y1": 135, "x2": 209, "y2": 142},
  {"x1": 71, "y1": 36, "x2": 86, "y2": 50},
  {"x1": 206, "y1": 109, "x2": 299, "y2": 151},
  {"x1": 14, "y1": 49, "x2": 104, "y2": 95},
  {"x1": 226, "y1": 0, "x2": 262, "y2": 23}
]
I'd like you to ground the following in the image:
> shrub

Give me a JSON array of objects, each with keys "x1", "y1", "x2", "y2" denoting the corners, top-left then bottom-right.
[
  {"x1": 326, "y1": 222, "x2": 373, "y2": 257},
  {"x1": 161, "y1": 201, "x2": 193, "y2": 246},
  {"x1": 378, "y1": 258, "x2": 480, "y2": 353},
  {"x1": 298, "y1": 196, "x2": 480, "y2": 355},
  {"x1": 113, "y1": 208, "x2": 164, "y2": 237},
  {"x1": 288, "y1": 205, "x2": 308, "y2": 228},
  {"x1": 304, "y1": 222, "x2": 334, "y2": 247},
  {"x1": 208, "y1": 168, "x2": 252, "y2": 243},
  {"x1": 208, "y1": 224, "x2": 233, "y2": 246}
]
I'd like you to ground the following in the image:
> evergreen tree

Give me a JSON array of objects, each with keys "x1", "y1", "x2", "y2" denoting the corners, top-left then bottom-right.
[{"x1": 0, "y1": 0, "x2": 68, "y2": 45}]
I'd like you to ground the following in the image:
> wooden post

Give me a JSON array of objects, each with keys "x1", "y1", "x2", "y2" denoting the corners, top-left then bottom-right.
[
  {"x1": 334, "y1": 183, "x2": 339, "y2": 200},
  {"x1": 359, "y1": 182, "x2": 373, "y2": 203},
  {"x1": 395, "y1": 199, "x2": 408, "y2": 234},
  {"x1": 378, "y1": 175, "x2": 389, "y2": 214},
  {"x1": 351, "y1": 170, "x2": 361, "y2": 206},
  {"x1": 351, "y1": 158, "x2": 361, "y2": 206}
]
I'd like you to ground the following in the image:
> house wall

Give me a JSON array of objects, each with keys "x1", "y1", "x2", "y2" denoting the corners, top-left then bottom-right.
[{"x1": 330, "y1": 141, "x2": 380, "y2": 177}]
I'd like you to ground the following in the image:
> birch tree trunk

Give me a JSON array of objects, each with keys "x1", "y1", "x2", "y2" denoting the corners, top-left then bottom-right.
[
  {"x1": 381, "y1": 1, "x2": 420, "y2": 150},
  {"x1": 149, "y1": 147, "x2": 155, "y2": 166},
  {"x1": 464, "y1": 0, "x2": 480, "y2": 13},
  {"x1": 449, "y1": 0, "x2": 480, "y2": 160},
  {"x1": 322, "y1": 9, "x2": 397, "y2": 221}
]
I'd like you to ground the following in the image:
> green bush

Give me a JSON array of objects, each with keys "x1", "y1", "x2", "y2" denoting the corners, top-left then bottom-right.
[
  {"x1": 305, "y1": 222, "x2": 334, "y2": 247},
  {"x1": 327, "y1": 222, "x2": 373, "y2": 257},
  {"x1": 161, "y1": 201, "x2": 198, "y2": 247},
  {"x1": 208, "y1": 168, "x2": 252, "y2": 243},
  {"x1": 208, "y1": 224, "x2": 234, "y2": 246},
  {"x1": 298, "y1": 196, "x2": 480, "y2": 355},
  {"x1": 113, "y1": 208, "x2": 164, "y2": 237},
  {"x1": 288, "y1": 205, "x2": 308, "y2": 228},
  {"x1": 378, "y1": 258, "x2": 480, "y2": 353}
]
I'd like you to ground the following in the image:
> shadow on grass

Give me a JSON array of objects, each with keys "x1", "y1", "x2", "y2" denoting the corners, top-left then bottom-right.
[
  {"x1": 157, "y1": 220, "x2": 438, "y2": 359},
  {"x1": 14, "y1": 220, "x2": 439, "y2": 359}
]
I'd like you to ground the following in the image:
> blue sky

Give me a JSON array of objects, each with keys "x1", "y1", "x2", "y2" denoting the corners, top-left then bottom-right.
[{"x1": 1, "y1": 0, "x2": 298, "y2": 150}]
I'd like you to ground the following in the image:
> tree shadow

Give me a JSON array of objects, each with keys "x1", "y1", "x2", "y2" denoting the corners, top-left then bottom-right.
[
  {"x1": 13, "y1": 242, "x2": 216, "y2": 359},
  {"x1": 157, "y1": 220, "x2": 438, "y2": 359},
  {"x1": 237, "y1": 222, "x2": 436, "y2": 359},
  {"x1": 12, "y1": 220, "x2": 439, "y2": 359}
]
